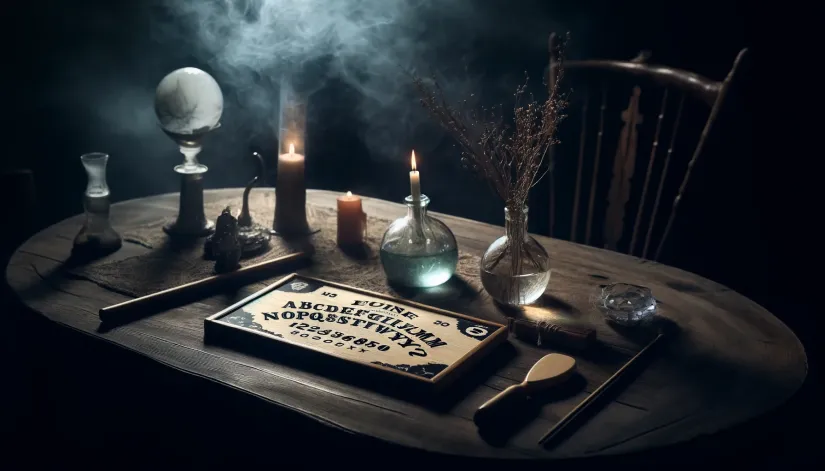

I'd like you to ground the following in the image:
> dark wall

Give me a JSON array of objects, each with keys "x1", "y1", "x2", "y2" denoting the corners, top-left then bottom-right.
[{"x1": 3, "y1": 0, "x2": 791, "y2": 320}]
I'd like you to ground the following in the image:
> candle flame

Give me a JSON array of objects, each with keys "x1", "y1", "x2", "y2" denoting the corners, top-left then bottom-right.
[
  {"x1": 289, "y1": 143, "x2": 295, "y2": 155},
  {"x1": 346, "y1": 191, "x2": 352, "y2": 197},
  {"x1": 411, "y1": 150, "x2": 417, "y2": 171}
]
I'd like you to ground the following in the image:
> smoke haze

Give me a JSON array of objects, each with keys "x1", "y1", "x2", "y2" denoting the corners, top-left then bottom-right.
[
  {"x1": 160, "y1": 0, "x2": 557, "y2": 159},
  {"x1": 24, "y1": 0, "x2": 578, "y2": 221}
]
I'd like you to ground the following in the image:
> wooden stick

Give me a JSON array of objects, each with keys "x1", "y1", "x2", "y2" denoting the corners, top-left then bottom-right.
[
  {"x1": 99, "y1": 250, "x2": 312, "y2": 324},
  {"x1": 538, "y1": 332, "x2": 665, "y2": 448},
  {"x1": 509, "y1": 317, "x2": 596, "y2": 352}
]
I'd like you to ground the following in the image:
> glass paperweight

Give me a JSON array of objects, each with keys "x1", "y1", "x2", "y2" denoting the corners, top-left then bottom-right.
[
  {"x1": 597, "y1": 283, "x2": 657, "y2": 326},
  {"x1": 73, "y1": 153, "x2": 122, "y2": 256},
  {"x1": 379, "y1": 195, "x2": 458, "y2": 288},
  {"x1": 481, "y1": 206, "x2": 550, "y2": 306}
]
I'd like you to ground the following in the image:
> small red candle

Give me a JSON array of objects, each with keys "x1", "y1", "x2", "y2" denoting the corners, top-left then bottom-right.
[{"x1": 337, "y1": 191, "x2": 367, "y2": 246}]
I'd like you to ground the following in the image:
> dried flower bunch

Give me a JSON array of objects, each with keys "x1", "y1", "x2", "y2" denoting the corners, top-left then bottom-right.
[{"x1": 412, "y1": 43, "x2": 567, "y2": 212}]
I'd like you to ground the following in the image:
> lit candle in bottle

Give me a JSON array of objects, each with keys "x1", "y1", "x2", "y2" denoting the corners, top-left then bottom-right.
[
  {"x1": 410, "y1": 150, "x2": 420, "y2": 203},
  {"x1": 337, "y1": 191, "x2": 367, "y2": 246}
]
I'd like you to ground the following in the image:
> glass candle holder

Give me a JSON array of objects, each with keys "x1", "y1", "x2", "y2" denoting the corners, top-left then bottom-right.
[
  {"x1": 379, "y1": 195, "x2": 458, "y2": 288},
  {"x1": 73, "y1": 153, "x2": 122, "y2": 256}
]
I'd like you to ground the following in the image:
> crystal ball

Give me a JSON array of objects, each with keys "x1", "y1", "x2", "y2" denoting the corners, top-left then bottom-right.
[{"x1": 154, "y1": 67, "x2": 223, "y2": 136}]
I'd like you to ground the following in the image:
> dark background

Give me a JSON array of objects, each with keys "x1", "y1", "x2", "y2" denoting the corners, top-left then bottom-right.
[
  {"x1": 1, "y1": 0, "x2": 820, "y2": 467},
  {"x1": 3, "y1": 0, "x2": 766, "y2": 297}
]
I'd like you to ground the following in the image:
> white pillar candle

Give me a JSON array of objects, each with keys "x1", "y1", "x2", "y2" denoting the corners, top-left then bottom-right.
[
  {"x1": 410, "y1": 150, "x2": 421, "y2": 203},
  {"x1": 274, "y1": 143, "x2": 309, "y2": 234}
]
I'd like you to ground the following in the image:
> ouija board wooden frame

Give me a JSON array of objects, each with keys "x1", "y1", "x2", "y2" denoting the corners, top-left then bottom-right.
[{"x1": 205, "y1": 273, "x2": 508, "y2": 390}]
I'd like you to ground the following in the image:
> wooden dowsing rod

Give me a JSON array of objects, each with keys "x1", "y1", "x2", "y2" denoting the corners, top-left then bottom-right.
[
  {"x1": 538, "y1": 332, "x2": 666, "y2": 448},
  {"x1": 99, "y1": 250, "x2": 313, "y2": 324}
]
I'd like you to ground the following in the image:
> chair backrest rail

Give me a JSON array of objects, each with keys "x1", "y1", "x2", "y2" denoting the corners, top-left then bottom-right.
[
  {"x1": 584, "y1": 86, "x2": 608, "y2": 246},
  {"x1": 653, "y1": 48, "x2": 748, "y2": 260},
  {"x1": 563, "y1": 59, "x2": 721, "y2": 106},
  {"x1": 548, "y1": 31, "x2": 747, "y2": 260},
  {"x1": 570, "y1": 91, "x2": 590, "y2": 242},
  {"x1": 629, "y1": 88, "x2": 670, "y2": 256},
  {"x1": 642, "y1": 94, "x2": 685, "y2": 259}
]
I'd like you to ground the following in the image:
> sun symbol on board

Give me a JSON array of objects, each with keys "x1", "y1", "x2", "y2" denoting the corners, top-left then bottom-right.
[{"x1": 290, "y1": 281, "x2": 309, "y2": 291}]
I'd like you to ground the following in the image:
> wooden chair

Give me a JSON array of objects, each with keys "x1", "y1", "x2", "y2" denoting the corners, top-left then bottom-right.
[{"x1": 546, "y1": 33, "x2": 747, "y2": 260}]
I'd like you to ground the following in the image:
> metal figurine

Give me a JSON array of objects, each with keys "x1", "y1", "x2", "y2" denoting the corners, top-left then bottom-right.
[
  {"x1": 210, "y1": 207, "x2": 242, "y2": 273},
  {"x1": 237, "y1": 152, "x2": 271, "y2": 256}
]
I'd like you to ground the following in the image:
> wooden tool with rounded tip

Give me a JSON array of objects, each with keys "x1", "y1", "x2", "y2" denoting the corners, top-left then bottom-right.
[{"x1": 474, "y1": 353, "x2": 576, "y2": 428}]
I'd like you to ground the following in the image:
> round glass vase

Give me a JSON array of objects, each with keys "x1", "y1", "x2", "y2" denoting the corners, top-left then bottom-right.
[
  {"x1": 481, "y1": 206, "x2": 550, "y2": 306},
  {"x1": 379, "y1": 195, "x2": 458, "y2": 288}
]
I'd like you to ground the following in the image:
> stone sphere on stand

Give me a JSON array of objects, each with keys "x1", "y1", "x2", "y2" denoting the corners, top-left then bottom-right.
[
  {"x1": 154, "y1": 67, "x2": 223, "y2": 137},
  {"x1": 155, "y1": 67, "x2": 223, "y2": 237}
]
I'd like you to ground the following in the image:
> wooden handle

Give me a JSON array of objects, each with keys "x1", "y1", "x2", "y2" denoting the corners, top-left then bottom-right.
[
  {"x1": 99, "y1": 250, "x2": 312, "y2": 324},
  {"x1": 474, "y1": 383, "x2": 529, "y2": 429},
  {"x1": 510, "y1": 318, "x2": 596, "y2": 351}
]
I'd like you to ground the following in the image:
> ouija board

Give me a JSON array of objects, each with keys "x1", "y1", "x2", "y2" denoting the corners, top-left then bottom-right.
[{"x1": 205, "y1": 274, "x2": 508, "y2": 389}]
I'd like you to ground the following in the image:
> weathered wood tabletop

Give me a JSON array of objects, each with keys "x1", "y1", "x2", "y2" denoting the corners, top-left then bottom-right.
[{"x1": 5, "y1": 189, "x2": 807, "y2": 460}]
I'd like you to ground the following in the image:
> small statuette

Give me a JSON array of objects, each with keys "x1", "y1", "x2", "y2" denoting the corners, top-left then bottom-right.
[{"x1": 210, "y1": 207, "x2": 242, "y2": 273}]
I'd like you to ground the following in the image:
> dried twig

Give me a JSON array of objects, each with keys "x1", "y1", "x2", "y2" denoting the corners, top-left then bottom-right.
[{"x1": 412, "y1": 47, "x2": 567, "y2": 212}]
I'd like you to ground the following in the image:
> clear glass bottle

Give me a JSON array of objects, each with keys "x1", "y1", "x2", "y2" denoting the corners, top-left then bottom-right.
[
  {"x1": 481, "y1": 206, "x2": 550, "y2": 306},
  {"x1": 380, "y1": 195, "x2": 458, "y2": 288},
  {"x1": 73, "y1": 153, "x2": 122, "y2": 255}
]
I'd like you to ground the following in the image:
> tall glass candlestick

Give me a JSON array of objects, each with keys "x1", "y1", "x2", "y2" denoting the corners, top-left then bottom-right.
[{"x1": 73, "y1": 152, "x2": 122, "y2": 256}]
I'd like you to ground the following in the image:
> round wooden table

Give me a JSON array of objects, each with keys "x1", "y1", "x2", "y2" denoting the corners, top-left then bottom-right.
[{"x1": 5, "y1": 189, "x2": 807, "y2": 460}]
